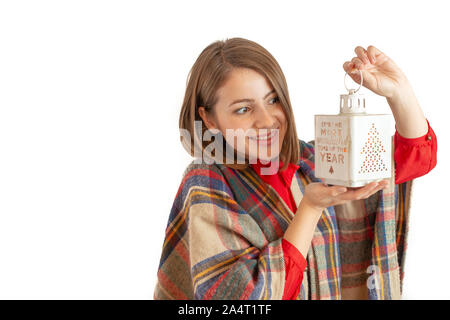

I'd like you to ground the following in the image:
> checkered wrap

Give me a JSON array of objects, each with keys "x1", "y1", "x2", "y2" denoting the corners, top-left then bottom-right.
[{"x1": 154, "y1": 138, "x2": 413, "y2": 300}]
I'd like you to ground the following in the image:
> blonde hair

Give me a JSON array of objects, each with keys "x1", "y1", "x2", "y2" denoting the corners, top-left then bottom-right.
[{"x1": 179, "y1": 37, "x2": 299, "y2": 172}]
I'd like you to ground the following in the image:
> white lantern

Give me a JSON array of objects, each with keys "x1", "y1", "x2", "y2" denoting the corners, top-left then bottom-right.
[{"x1": 314, "y1": 70, "x2": 393, "y2": 187}]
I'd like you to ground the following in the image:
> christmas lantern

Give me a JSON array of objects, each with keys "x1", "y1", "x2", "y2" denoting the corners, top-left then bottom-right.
[{"x1": 314, "y1": 70, "x2": 393, "y2": 187}]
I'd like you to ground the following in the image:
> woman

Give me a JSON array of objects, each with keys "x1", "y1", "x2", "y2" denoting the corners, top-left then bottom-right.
[{"x1": 154, "y1": 38, "x2": 437, "y2": 300}]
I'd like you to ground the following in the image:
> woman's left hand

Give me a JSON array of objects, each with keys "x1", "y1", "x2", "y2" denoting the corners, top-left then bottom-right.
[{"x1": 343, "y1": 45, "x2": 410, "y2": 99}]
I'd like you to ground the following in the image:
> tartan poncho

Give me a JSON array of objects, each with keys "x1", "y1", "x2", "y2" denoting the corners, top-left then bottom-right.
[{"x1": 154, "y1": 137, "x2": 414, "y2": 300}]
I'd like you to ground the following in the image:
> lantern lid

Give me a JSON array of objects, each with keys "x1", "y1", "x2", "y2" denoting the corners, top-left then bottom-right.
[{"x1": 339, "y1": 69, "x2": 367, "y2": 114}]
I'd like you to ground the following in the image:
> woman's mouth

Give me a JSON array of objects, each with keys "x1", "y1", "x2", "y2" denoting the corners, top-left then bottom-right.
[{"x1": 248, "y1": 130, "x2": 279, "y2": 145}]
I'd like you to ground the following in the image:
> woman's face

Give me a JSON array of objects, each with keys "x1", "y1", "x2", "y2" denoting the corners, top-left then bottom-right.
[{"x1": 198, "y1": 68, "x2": 287, "y2": 163}]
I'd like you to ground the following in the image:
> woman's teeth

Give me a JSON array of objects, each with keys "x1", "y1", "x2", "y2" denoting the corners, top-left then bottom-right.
[{"x1": 249, "y1": 130, "x2": 277, "y2": 140}]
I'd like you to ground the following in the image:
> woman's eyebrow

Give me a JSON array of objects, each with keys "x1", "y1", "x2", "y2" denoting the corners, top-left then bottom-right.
[{"x1": 228, "y1": 89, "x2": 276, "y2": 108}]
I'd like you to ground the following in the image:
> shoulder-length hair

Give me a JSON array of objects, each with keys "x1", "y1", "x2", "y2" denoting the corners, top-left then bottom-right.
[{"x1": 179, "y1": 37, "x2": 299, "y2": 172}]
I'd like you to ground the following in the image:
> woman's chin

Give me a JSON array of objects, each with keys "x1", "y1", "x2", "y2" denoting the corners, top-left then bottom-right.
[
  {"x1": 247, "y1": 150, "x2": 280, "y2": 163},
  {"x1": 233, "y1": 140, "x2": 282, "y2": 164}
]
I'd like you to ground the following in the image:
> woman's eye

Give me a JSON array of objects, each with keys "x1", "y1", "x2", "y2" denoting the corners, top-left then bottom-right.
[
  {"x1": 269, "y1": 96, "x2": 280, "y2": 104},
  {"x1": 235, "y1": 106, "x2": 249, "y2": 114}
]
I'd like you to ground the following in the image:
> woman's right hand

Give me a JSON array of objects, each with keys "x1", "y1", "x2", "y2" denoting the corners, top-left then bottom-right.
[{"x1": 301, "y1": 180, "x2": 390, "y2": 213}]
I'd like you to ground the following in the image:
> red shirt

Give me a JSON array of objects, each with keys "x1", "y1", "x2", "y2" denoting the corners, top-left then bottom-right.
[{"x1": 250, "y1": 118, "x2": 437, "y2": 300}]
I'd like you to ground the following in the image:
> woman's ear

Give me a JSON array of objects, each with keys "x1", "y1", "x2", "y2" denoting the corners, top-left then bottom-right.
[{"x1": 198, "y1": 106, "x2": 219, "y2": 132}]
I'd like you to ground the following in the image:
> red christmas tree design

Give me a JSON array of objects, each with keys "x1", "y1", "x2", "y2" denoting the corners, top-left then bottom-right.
[{"x1": 358, "y1": 123, "x2": 388, "y2": 174}]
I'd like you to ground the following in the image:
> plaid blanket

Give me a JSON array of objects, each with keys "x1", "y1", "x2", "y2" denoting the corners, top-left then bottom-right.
[{"x1": 153, "y1": 138, "x2": 413, "y2": 300}]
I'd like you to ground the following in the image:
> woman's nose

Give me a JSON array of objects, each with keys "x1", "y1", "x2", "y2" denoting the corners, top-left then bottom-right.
[{"x1": 254, "y1": 105, "x2": 275, "y2": 129}]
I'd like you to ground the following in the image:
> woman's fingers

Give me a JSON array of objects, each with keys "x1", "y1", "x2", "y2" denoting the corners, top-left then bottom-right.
[
  {"x1": 352, "y1": 182, "x2": 380, "y2": 199},
  {"x1": 366, "y1": 45, "x2": 385, "y2": 64},
  {"x1": 338, "y1": 180, "x2": 389, "y2": 201},
  {"x1": 354, "y1": 46, "x2": 370, "y2": 64},
  {"x1": 343, "y1": 61, "x2": 353, "y2": 73},
  {"x1": 365, "y1": 183, "x2": 385, "y2": 197},
  {"x1": 327, "y1": 179, "x2": 390, "y2": 209},
  {"x1": 366, "y1": 46, "x2": 377, "y2": 64},
  {"x1": 325, "y1": 179, "x2": 390, "y2": 205},
  {"x1": 337, "y1": 181, "x2": 379, "y2": 200},
  {"x1": 351, "y1": 56, "x2": 365, "y2": 70},
  {"x1": 354, "y1": 45, "x2": 383, "y2": 65}
]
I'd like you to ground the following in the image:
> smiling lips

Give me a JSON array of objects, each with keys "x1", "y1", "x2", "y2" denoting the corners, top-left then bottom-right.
[{"x1": 248, "y1": 130, "x2": 279, "y2": 144}]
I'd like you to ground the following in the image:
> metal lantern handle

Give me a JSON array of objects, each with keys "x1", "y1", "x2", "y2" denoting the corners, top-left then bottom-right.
[{"x1": 344, "y1": 69, "x2": 363, "y2": 94}]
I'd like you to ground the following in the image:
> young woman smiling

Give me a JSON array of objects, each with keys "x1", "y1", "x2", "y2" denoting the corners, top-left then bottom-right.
[{"x1": 154, "y1": 38, "x2": 437, "y2": 300}]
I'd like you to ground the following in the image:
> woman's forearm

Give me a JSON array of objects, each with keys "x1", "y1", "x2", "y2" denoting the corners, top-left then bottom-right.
[
  {"x1": 283, "y1": 198, "x2": 323, "y2": 258},
  {"x1": 386, "y1": 81, "x2": 428, "y2": 139}
]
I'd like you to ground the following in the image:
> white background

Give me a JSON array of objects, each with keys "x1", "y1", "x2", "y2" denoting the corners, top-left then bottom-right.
[{"x1": 0, "y1": 0, "x2": 448, "y2": 299}]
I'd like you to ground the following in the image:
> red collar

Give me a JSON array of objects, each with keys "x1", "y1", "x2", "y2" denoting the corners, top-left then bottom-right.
[{"x1": 250, "y1": 158, "x2": 300, "y2": 187}]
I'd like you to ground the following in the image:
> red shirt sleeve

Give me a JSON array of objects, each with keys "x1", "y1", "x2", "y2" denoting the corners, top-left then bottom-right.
[
  {"x1": 394, "y1": 118, "x2": 437, "y2": 184},
  {"x1": 281, "y1": 238, "x2": 307, "y2": 300}
]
